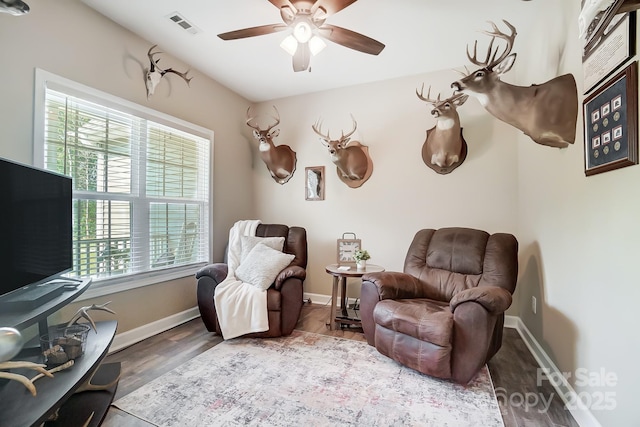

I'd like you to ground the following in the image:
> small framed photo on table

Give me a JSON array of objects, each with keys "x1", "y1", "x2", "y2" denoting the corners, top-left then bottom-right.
[{"x1": 583, "y1": 61, "x2": 638, "y2": 176}]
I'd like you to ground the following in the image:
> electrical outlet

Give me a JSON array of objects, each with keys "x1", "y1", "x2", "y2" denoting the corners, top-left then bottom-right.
[{"x1": 531, "y1": 296, "x2": 537, "y2": 314}]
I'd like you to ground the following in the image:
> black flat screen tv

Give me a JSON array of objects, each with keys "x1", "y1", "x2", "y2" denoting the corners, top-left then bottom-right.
[{"x1": 0, "y1": 157, "x2": 73, "y2": 303}]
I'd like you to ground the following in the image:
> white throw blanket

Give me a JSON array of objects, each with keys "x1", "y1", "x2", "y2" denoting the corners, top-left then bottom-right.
[{"x1": 214, "y1": 219, "x2": 269, "y2": 339}]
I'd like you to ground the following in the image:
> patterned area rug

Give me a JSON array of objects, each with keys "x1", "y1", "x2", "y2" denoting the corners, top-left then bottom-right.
[{"x1": 113, "y1": 330, "x2": 504, "y2": 426}]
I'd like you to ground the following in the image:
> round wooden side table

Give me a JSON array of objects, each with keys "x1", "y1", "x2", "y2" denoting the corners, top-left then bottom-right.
[{"x1": 325, "y1": 263, "x2": 385, "y2": 330}]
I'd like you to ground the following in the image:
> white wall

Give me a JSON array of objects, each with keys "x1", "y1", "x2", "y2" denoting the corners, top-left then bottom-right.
[
  {"x1": 253, "y1": 69, "x2": 519, "y2": 297},
  {"x1": 0, "y1": 0, "x2": 255, "y2": 333},
  {"x1": 516, "y1": 3, "x2": 640, "y2": 426}
]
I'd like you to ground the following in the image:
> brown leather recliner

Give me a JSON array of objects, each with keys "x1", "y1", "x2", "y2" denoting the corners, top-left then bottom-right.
[
  {"x1": 196, "y1": 224, "x2": 307, "y2": 338},
  {"x1": 360, "y1": 227, "x2": 518, "y2": 384}
]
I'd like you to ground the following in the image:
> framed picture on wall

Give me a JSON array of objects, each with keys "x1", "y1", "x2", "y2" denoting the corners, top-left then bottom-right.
[
  {"x1": 583, "y1": 61, "x2": 638, "y2": 176},
  {"x1": 582, "y1": 0, "x2": 628, "y2": 54},
  {"x1": 305, "y1": 166, "x2": 324, "y2": 201},
  {"x1": 583, "y1": 11, "x2": 636, "y2": 94}
]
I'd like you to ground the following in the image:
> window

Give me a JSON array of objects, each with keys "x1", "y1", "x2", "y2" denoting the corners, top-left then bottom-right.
[{"x1": 34, "y1": 70, "x2": 211, "y2": 288}]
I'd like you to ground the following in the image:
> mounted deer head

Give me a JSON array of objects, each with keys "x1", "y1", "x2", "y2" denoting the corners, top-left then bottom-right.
[
  {"x1": 451, "y1": 20, "x2": 577, "y2": 148},
  {"x1": 246, "y1": 106, "x2": 297, "y2": 185},
  {"x1": 0, "y1": 0, "x2": 29, "y2": 15},
  {"x1": 145, "y1": 45, "x2": 193, "y2": 98},
  {"x1": 417, "y1": 84, "x2": 469, "y2": 174},
  {"x1": 312, "y1": 115, "x2": 373, "y2": 188}
]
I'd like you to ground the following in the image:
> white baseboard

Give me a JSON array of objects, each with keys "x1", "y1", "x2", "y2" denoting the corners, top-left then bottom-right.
[
  {"x1": 109, "y1": 306, "x2": 200, "y2": 353},
  {"x1": 303, "y1": 292, "x2": 357, "y2": 307},
  {"x1": 505, "y1": 315, "x2": 602, "y2": 427},
  {"x1": 503, "y1": 315, "x2": 519, "y2": 329}
]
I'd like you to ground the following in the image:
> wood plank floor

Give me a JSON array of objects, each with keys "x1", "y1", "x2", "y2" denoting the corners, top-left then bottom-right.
[{"x1": 102, "y1": 304, "x2": 579, "y2": 427}]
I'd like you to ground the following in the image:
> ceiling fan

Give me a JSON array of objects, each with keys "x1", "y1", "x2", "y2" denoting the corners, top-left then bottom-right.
[{"x1": 217, "y1": 0, "x2": 385, "y2": 72}]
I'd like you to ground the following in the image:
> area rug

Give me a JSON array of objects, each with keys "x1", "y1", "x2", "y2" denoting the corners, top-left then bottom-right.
[{"x1": 112, "y1": 330, "x2": 504, "y2": 426}]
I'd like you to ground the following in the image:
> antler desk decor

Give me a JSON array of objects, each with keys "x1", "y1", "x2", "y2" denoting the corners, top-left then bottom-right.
[
  {"x1": 0, "y1": 327, "x2": 57, "y2": 397},
  {"x1": 0, "y1": 327, "x2": 52, "y2": 396},
  {"x1": 66, "y1": 301, "x2": 116, "y2": 333},
  {"x1": 0, "y1": 361, "x2": 53, "y2": 396}
]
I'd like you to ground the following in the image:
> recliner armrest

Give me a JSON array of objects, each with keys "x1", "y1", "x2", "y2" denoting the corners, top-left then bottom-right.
[
  {"x1": 450, "y1": 286, "x2": 512, "y2": 314},
  {"x1": 195, "y1": 263, "x2": 228, "y2": 284},
  {"x1": 362, "y1": 272, "x2": 436, "y2": 300},
  {"x1": 275, "y1": 265, "x2": 306, "y2": 290}
]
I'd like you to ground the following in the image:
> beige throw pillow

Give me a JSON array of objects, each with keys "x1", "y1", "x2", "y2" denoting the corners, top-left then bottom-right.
[
  {"x1": 240, "y1": 236, "x2": 285, "y2": 263},
  {"x1": 236, "y1": 243, "x2": 295, "y2": 290}
]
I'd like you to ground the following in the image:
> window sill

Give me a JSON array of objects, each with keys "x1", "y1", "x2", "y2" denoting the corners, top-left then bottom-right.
[{"x1": 74, "y1": 263, "x2": 208, "y2": 302}]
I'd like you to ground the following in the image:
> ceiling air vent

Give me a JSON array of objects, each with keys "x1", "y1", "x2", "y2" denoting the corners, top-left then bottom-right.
[{"x1": 166, "y1": 12, "x2": 200, "y2": 35}]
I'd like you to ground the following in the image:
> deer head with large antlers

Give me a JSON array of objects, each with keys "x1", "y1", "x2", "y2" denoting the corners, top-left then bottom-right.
[
  {"x1": 451, "y1": 20, "x2": 577, "y2": 148},
  {"x1": 312, "y1": 115, "x2": 373, "y2": 188},
  {"x1": 145, "y1": 45, "x2": 193, "y2": 98},
  {"x1": 417, "y1": 84, "x2": 469, "y2": 174},
  {"x1": 246, "y1": 106, "x2": 297, "y2": 185}
]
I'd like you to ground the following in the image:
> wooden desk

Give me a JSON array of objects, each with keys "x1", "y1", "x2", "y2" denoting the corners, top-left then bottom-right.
[{"x1": 325, "y1": 263, "x2": 384, "y2": 331}]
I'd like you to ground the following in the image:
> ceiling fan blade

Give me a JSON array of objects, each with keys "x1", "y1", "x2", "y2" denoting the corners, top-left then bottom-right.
[
  {"x1": 280, "y1": 5, "x2": 297, "y2": 25},
  {"x1": 268, "y1": 0, "x2": 296, "y2": 9},
  {"x1": 218, "y1": 24, "x2": 288, "y2": 40},
  {"x1": 320, "y1": 24, "x2": 385, "y2": 55},
  {"x1": 312, "y1": 0, "x2": 357, "y2": 17},
  {"x1": 292, "y1": 43, "x2": 311, "y2": 72}
]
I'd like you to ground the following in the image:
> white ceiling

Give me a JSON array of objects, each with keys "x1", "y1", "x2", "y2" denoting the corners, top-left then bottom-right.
[{"x1": 81, "y1": 0, "x2": 556, "y2": 103}]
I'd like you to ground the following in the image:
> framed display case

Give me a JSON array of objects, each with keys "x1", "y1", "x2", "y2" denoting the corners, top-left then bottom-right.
[{"x1": 583, "y1": 61, "x2": 638, "y2": 176}]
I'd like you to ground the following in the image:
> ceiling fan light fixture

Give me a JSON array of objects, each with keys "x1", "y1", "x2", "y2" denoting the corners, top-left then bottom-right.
[
  {"x1": 280, "y1": 35, "x2": 298, "y2": 56},
  {"x1": 309, "y1": 35, "x2": 326, "y2": 56},
  {"x1": 292, "y1": 21, "x2": 313, "y2": 43},
  {"x1": 219, "y1": 0, "x2": 386, "y2": 71}
]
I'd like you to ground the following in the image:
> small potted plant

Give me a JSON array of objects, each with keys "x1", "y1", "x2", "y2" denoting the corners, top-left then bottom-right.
[{"x1": 354, "y1": 249, "x2": 370, "y2": 270}]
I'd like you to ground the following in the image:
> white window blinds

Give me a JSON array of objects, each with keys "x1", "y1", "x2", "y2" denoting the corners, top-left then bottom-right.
[{"x1": 42, "y1": 88, "x2": 210, "y2": 281}]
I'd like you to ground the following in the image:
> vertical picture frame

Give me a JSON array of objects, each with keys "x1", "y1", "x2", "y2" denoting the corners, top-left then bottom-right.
[
  {"x1": 305, "y1": 166, "x2": 325, "y2": 201},
  {"x1": 583, "y1": 61, "x2": 638, "y2": 176},
  {"x1": 583, "y1": 11, "x2": 636, "y2": 94}
]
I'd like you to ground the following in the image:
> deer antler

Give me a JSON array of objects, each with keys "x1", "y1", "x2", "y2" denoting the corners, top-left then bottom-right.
[
  {"x1": 0, "y1": 361, "x2": 52, "y2": 396},
  {"x1": 341, "y1": 115, "x2": 358, "y2": 141},
  {"x1": 447, "y1": 91, "x2": 469, "y2": 105},
  {"x1": 312, "y1": 119, "x2": 331, "y2": 146},
  {"x1": 246, "y1": 107, "x2": 260, "y2": 131},
  {"x1": 162, "y1": 68, "x2": 193, "y2": 86},
  {"x1": 265, "y1": 105, "x2": 280, "y2": 132},
  {"x1": 312, "y1": 116, "x2": 357, "y2": 144},
  {"x1": 246, "y1": 106, "x2": 280, "y2": 132},
  {"x1": 74, "y1": 363, "x2": 121, "y2": 393},
  {"x1": 31, "y1": 360, "x2": 74, "y2": 383},
  {"x1": 66, "y1": 301, "x2": 116, "y2": 333},
  {"x1": 416, "y1": 84, "x2": 441, "y2": 105},
  {"x1": 467, "y1": 20, "x2": 517, "y2": 69},
  {"x1": 147, "y1": 44, "x2": 162, "y2": 72}
]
